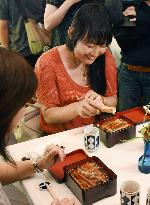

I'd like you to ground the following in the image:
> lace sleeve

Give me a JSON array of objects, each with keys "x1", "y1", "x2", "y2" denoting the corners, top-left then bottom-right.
[{"x1": 35, "y1": 52, "x2": 60, "y2": 107}]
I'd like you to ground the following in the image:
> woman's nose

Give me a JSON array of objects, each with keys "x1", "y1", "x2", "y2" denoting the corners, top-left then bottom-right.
[{"x1": 90, "y1": 46, "x2": 107, "y2": 56}]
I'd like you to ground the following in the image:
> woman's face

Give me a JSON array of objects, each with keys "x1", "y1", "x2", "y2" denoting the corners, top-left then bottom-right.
[
  {"x1": 74, "y1": 40, "x2": 107, "y2": 65},
  {"x1": 11, "y1": 106, "x2": 25, "y2": 130}
]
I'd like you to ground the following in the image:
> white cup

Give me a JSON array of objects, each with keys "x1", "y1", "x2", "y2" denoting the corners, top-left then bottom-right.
[
  {"x1": 84, "y1": 126, "x2": 100, "y2": 152},
  {"x1": 120, "y1": 180, "x2": 140, "y2": 205}
]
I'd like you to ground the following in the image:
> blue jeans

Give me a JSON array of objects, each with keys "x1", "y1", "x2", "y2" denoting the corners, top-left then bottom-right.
[{"x1": 118, "y1": 64, "x2": 150, "y2": 111}]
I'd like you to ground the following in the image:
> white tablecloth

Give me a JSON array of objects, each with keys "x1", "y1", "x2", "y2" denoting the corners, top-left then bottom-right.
[{"x1": 7, "y1": 124, "x2": 150, "y2": 205}]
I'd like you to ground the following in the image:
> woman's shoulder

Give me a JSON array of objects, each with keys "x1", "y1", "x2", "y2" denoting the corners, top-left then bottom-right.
[
  {"x1": 105, "y1": 49, "x2": 117, "y2": 74},
  {"x1": 105, "y1": 49, "x2": 116, "y2": 66},
  {"x1": 105, "y1": 48, "x2": 113, "y2": 58},
  {"x1": 35, "y1": 47, "x2": 61, "y2": 75},
  {"x1": 37, "y1": 47, "x2": 60, "y2": 66}
]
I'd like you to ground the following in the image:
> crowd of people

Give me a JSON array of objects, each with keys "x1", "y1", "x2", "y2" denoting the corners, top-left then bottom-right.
[{"x1": 0, "y1": 0, "x2": 150, "y2": 205}]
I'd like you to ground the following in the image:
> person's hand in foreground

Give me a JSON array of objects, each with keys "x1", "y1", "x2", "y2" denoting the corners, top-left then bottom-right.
[{"x1": 37, "y1": 144, "x2": 65, "y2": 170}]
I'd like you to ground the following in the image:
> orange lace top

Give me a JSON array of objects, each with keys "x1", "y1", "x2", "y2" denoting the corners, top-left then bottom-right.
[{"x1": 35, "y1": 47, "x2": 117, "y2": 134}]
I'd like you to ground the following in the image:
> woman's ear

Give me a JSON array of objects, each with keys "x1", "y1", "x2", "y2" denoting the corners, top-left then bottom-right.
[{"x1": 68, "y1": 26, "x2": 74, "y2": 39}]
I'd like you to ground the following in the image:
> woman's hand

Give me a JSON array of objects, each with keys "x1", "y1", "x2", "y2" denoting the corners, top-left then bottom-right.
[
  {"x1": 76, "y1": 97, "x2": 99, "y2": 118},
  {"x1": 123, "y1": 6, "x2": 136, "y2": 21},
  {"x1": 37, "y1": 144, "x2": 65, "y2": 170},
  {"x1": 82, "y1": 90, "x2": 116, "y2": 114},
  {"x1": 77, "y1": 90, "x2": 105, "y2": 116},
  {"x1": 51, "y1": 198, "x2": 79, "y2": 205},
  {"x1": 84, "y1": 90, "x2": 104, "y2": 110},
  {"x1": 85, "y1": 90, "x2": 104, "y2": 103}
]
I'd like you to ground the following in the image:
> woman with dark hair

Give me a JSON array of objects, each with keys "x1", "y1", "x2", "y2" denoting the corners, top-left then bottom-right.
[
  {"x1": 0, "y1": 47, "x2": 77, "y2": 205},
  {"x1": 36, "y1": 3, "x2": 117, "y2": 134}
]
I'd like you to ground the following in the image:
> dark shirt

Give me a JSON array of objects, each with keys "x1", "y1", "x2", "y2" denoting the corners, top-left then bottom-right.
[
  {"x1": 114, "y1": 2, "x2": 150, "y2": 67},
  {"x1": 46, "y1": 0, "x2": 102, "y2": 46},
  {"x1": 0, "y1": 0, "x2": 46, "y2": 56},
  {"x1": 23, "y1": 0, "x2": 46, "y2": 23},
  {"x1": 46, "y1": 0, "x2": 73, "y2": 46}
]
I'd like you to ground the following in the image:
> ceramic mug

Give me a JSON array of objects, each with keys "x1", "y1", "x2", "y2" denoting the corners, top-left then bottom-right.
[
  {"x1": 120, "y1": 180, "x2": 140, "y2": 205},
  {"x1": 84, "y1": 126, "x2": 100, "y2": 152},
  {"x1": 146, "y1": 187, "x2": 150, "y2": 205}
]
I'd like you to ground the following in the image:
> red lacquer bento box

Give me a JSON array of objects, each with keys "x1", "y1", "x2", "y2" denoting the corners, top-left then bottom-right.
[
  {"x1": 48, "y1": 149, "x2": 88, "y2": 183},
  {"x1": 95, "y1": 106, "x2": 150, "y2": 148},
  {"x1": 48, "y1": 149, "x2": 117, "y2": 205}
]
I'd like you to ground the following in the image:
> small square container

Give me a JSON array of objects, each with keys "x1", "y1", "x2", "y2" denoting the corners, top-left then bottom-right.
[
  {"x1": 48, "y1": 149, "x2": 88, "y2": 183},
  {"x1": 95, "y1": 107, "x2": 150, "y2": 148},
  {"x1": 64, "y1": 156, "x2": 117, "y2": 205},
  {"x1": 96, "y1": 115, "x2": 136, "y2": 148}
]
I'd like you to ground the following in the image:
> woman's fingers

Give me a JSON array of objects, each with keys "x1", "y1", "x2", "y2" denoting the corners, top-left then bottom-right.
[
  {"x1": 79, "y1": 99, "x2": 101, "y2": 117},
  {"x1": 43, "y1": 144, "x2": 65, "y2": 168},
  {"x1": 44, "y1": 144, "x2": 55, "y2": 155},
  {"x1": 83, "y1": 100, "x2": 98, "y2": 116},
  {"x1": 123, "y1": 6, "x2": 136, "y2": 16},
  {"x1": 85, "y1": 90, "x2": 98, "y2": 100},
  {"x1": 56, "y1": 146, "x2": 65, "y2": 162},
  {"x1": 86, "y1": 97, "x2": 103, "y2": 111}
]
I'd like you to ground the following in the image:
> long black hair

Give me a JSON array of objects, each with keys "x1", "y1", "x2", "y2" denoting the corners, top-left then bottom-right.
[
  {"x1": 66, "y1": 3, "x2": 112, "y2": 95},
  {"x1": 0, "y1": 47, "x2": 37, "y2": 162}
]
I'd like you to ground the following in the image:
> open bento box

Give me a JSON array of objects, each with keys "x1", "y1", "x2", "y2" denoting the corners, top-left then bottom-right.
[
  {"x1": 48, "y1": 149, "x2": 88, "y2": 183},
  {"x1": 48, "y1": 149, "x2": 117, "y2": 205},
  {"x1": 95, "y1": 106, "x2": 150, "y2": 148}
]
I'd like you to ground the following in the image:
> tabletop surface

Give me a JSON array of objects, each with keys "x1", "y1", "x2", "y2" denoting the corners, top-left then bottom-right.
[{"x1": 7, "y1": 124, "x2": 150, "y2": 205}]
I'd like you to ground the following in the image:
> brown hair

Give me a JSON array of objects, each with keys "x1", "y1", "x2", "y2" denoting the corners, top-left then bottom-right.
[{"x1": 0, "y1": 47, "x2": 37, "y2": 162}]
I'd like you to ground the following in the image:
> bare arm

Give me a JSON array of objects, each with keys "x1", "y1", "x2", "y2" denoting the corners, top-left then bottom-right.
[
  {"x1": 41, "y1": 102, "x2": 79, "y2": 124},
  {"x1": 44, "y1": 0, "x2": 81, "y2": 31},
  {"x1": 0, "y1": 20, "x2": 9, "y2": 47},
  {"x1": 0, "y1": 144, "x2": 65, "y2": 185},
  {"x1": 103, "y1": 95, "x2": 117, "y2": 107},
  {"x1": 0, "y1": 160, "x2": 35, "y2": 185},
  {"x1": 41, "y1": 98, "x2": 99, "y2": 124}
]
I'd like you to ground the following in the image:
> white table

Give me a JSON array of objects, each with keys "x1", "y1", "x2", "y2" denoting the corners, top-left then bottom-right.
[{"x1": 7, "y1": 124, "x2": 150, "y2": 205}]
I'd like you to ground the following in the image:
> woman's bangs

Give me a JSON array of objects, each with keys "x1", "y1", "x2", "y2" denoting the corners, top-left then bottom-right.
[{"x1": 81, "y1": 26, "x2": 112, "y2": 46}]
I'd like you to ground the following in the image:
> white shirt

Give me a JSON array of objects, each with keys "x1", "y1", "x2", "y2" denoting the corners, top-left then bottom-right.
[{"x1": 0, "y1": 183, "x2": 11, "y2": 205}]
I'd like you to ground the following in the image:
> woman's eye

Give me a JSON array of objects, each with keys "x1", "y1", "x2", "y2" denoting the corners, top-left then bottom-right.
[
  {"x1": 100, "y1": 45, "x2": 108, "y2": 48},
  {"x1": 87, "y1": 45, "x2": 94, "y2": 48}
]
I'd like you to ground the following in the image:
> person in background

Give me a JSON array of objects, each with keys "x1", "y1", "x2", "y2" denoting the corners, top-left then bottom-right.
[
  {"x1": 44, "y1": 0, "x2": 81, "y2": 47},
  {"x1": 0, "y1": 47, "x2": 78, "y2": 205},
  {"x1": 0, "y1": 0, "x2": 46, "y2": 67},
  {"x1": 36, "y1": 3, "x2": 117, "y2": 134},
  {"x1": 44, "y1": 0, "x2": 104, "y2": 47},
  {"x1": 114, "y1": 0, "x2": 150, "y2": 111}
]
